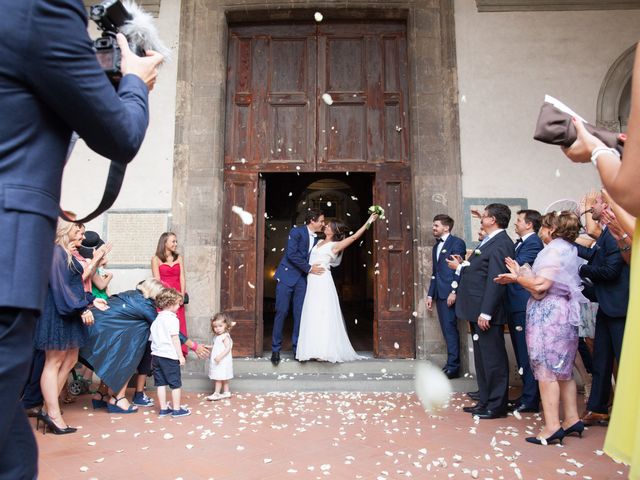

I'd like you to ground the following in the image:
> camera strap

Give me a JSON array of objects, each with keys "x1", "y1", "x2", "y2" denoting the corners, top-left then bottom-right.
[{"x1": 59, "y1": 133, "x2": 128, "y2": 224}]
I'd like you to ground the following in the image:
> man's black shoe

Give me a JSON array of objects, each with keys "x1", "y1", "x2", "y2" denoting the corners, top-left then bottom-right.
[
  {"x1": 511, "y1": 404, "x2": 540, "y2": 414},
  {"x1": 270, "y1": 351, "x2": 280, "y2": 366},
  {"x1": 444, "y1": 369, "x2": 460, "y2": 379},
  {"x1": 467, "y1": 391, "x2": 480, "y2": 401},
  {"x1": 474, "y1": 409, "x2": 508, "y2": 419},
  {"x1": 463, "y1": 403, "x2": 486, "y2": 414},
  {"x1": 507, "y1": 397, "x2": 522, "y2": 409}
]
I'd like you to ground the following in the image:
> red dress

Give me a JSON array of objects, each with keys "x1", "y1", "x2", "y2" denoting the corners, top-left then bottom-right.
[{"x1": 158, "y1": 262, "x2": 188, "y2": 355}]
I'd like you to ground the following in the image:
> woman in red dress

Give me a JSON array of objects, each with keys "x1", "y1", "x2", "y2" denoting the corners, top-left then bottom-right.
[{"x1": 152, "y1": 232, "x2": 188, "y2": 355}]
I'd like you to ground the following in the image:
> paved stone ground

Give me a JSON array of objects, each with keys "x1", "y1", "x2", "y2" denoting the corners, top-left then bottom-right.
[{"x1": 36, "y1": 390, "x2": 628, "y2": 480}]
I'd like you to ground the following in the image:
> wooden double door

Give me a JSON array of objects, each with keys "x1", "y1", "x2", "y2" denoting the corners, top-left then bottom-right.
[{"x1": 221, "y1": 21, "x2": 415, "y2": 358}]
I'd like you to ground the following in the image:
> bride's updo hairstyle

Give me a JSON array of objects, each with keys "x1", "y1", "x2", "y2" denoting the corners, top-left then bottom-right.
[
  {"x1": 543, "y1": 211, "x2": 581, "y2": 242},
  {"x1": 327, "y1": 220, "x2": 347, "y2": 241}
]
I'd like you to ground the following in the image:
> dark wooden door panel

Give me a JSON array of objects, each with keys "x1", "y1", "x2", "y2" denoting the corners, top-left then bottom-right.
[
  {"x1": 373, "y1": 167, "x2": 415, "y2": 358},
  {"x1": 317, "y1": 22, "x2": 408, "y2": 169},
  {"x1": 226, "y1": 25, "x2": 316, "y2": 170},
  {"x1": 220, "y1": 172, "x2": 259, "y2": 356}
]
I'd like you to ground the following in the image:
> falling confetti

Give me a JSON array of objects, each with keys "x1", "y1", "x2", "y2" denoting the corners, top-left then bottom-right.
[
  {"x1": 231, "y1": 205, "x2": 254, "y2": 225},
  {"x1": 322, "y1": 93, "x2": 334, "y2": 105},
  {"x1": 415, "y1": 362, "x2": 452, "y2": 412},
  {"x1": 314, "y1": 11, "x2": 323, "y2": 22}
]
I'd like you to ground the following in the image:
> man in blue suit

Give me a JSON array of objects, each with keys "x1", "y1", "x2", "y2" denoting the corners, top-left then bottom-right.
[
  {"x1": 0, "y1": 1, "x2": 163, "y2": 477},
  {"x1": 576, "y1": 195, "x2": 630, "y2": 426},
  {"x1": 506, "y1": 209, "x2": 544, "y2": 413},
  {"x1": 426, "y1": 214, "x2": 466, "y2": 378},
  {"x1": 271, "y1": 209, "x2": 326, "y2": 365}
]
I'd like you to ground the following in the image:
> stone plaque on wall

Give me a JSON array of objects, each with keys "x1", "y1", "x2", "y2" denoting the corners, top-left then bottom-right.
[
  {"x1": 104, "y1": 210, "x2": 169, "y2": 267},
  {"x1": 463, "y1": 198, "x2": 528, "y2": 247}
]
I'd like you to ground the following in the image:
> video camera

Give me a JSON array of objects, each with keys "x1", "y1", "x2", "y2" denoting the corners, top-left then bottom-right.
[{"x1": 90, "y1": 0, "x2": 144, "y2": 85}]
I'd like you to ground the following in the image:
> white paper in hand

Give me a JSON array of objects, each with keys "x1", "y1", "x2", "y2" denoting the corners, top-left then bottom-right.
[
  {"x1": 415, "y1": 361, "x2": 452, "y2": 412},
  {"x1": 544, "y1": 95, "x2": 587, "y2": 123}
]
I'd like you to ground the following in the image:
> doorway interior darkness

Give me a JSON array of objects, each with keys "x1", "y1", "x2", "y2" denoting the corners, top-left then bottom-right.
[{"x1": 262, "y1": 172, "x2": 374, "y2": 353}]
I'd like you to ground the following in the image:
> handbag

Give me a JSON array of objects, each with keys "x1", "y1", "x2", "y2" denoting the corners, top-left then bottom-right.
[
  {"x1": 533, "y1": 101, "x2": 624, "y2": 155},
  {"x1": 183, "y1": 292, "x2": 189, "y2": 305}
]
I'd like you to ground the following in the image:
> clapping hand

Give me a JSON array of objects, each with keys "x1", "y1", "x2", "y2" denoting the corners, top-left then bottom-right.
[
  {"x1": 601, "y1": 207, "x2": 626, "y2": 239},
  {"x1": 494, "y1": 257, "x2": 519, "y2": 285},
  {"x1": 445, "y1": 254, "x2": 464, "y2": 271}
]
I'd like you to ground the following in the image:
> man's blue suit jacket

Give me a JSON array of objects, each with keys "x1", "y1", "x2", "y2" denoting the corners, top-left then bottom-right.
[
  {"x1": 576, "y1": 227, "x2": 630, "y2": 318},
  {"x1": 274, "y1": 225, "x2": 315, "y2": 287},
  {"x1": 506, "y1": 234, "x2": 544, "y2": 313},
  {"x1": 427, "y1": 235, "x2": 466, "y2": 300},
  {"x1": 0, "y1": 0, "x2": 150, "y2": 312}
]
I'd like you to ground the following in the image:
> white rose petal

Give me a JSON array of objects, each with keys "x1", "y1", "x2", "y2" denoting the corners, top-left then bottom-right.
[
  {"x1": 322, "y1": 93, "x2": 334, "y2": 105},
  {"x1": 314, "y1": 11, "x2": 323, "y2": 22},
  {"x1": 472, "y1": 334, "x2": 479, "y2": 341},
  {"x1": 80, "y1": 466, "x2": 89, "y2": 472},
  {"x1": 231, "y1": 206, "x2": 254, "y2": 225},
  {"x1": 394, "y1": 342, "x2": 400, "y2": 349},
  {"x1": 163, "y1": 433, "x2": 174, "y2": 440}
]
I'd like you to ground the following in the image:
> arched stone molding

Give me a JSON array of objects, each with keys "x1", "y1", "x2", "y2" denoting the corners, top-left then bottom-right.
[{"x1": 597, "y1": 44, "x2": 635, "y2": 132}]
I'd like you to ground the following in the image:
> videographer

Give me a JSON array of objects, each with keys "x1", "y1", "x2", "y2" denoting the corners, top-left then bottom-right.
[{"x1": 0, "y1": 1, "x2": 164, "y2": 478}]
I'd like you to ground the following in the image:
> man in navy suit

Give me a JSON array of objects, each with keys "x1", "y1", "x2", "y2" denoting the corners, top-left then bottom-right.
[
  {"x1": 456, "y1": 204, "x2": 514, "y2": 419},
  {"x1": 426, "y1": 214, "x2": 467, "y2": 379},
  {"x1": 576, "y1": 195, "x2": 630, "y2": 426},
  {"x1": 271, "y1": 209, "x2": 326, "y2": 365},
  {"x1": 506, "y1": 209, "x2": 544, "y2": 413},
  {"x1": 0, "y1": 1, "x2": 163, "y2": 477}
]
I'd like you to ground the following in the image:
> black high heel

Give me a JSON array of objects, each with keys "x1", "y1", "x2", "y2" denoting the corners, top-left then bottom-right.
[
  {"x1": 525, "y1": 428, "x2": 565, "y2": 445},
  {"x1": 564, "y1": 420, "x2": 585, "y2": 438},
  {"x1": 37, "y1": 412, "x2": 77, "y2": 435},
  {"x1": 91, "y1": 391, "x2": 108, "y2": 410}
]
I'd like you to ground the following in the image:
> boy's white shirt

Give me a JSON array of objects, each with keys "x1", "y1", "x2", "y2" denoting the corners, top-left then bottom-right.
[{"x1": 150, "y1": 310, "x2": 180, "y2": 360}]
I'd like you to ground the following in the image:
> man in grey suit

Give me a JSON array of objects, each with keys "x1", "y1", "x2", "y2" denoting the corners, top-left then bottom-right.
[{"x1": 456, "y1": 203, "x2": 515, "y2": 419}]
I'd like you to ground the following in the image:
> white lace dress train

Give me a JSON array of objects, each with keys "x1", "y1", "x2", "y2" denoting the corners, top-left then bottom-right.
[{"x1": 295, "y1": 242, "x2": 362, "y2": 363}]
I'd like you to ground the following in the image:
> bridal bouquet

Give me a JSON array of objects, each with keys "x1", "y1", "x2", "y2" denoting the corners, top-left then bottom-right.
[{"x1": 366, "y1": 205, "x2": 385, "y2": 229}]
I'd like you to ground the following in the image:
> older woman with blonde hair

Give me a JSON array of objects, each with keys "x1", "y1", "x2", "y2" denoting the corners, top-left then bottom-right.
[
  {"x1": 496, "y1": 212, "x2": 588, "y2": 445},
  {"x1": 80, "y1": 279, "x2": 209, "y2": 413},
  {"x1": 33, "y1": 219, "x2": 108, "y2": 434}
]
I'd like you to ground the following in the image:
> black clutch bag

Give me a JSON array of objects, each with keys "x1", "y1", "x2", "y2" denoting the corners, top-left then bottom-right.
[{"x1": 183, "y1": 293, "x2": 189, "y2": 305}]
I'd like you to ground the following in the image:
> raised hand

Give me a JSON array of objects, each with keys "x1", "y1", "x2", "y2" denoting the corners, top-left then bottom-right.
[{"x1": 561, "y1": 117, "x2": 606, "y2": 163}]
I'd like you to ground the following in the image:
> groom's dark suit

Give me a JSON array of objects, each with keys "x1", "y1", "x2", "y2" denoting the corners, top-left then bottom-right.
[
  {"x1": 272, "y1": 225, "x2": 318, "y2": 353},
  {"x1": 456, "y1": 230, "x2": 514, "y2": 414}
]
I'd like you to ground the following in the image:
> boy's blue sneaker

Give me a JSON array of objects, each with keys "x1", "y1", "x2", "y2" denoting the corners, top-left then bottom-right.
[
  {"x1": 158, "y1": 408, "x2": 173, "y2": 417},
  {"x1": 172, "y1": 408, "x2": 191, "y2": 418},
  {"x1": 132, "y1": 391, "x2": 155, "y2": 407}
]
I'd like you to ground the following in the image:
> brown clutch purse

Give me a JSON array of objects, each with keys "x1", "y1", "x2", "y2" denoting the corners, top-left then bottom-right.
[{"x1": 533, "y1": 102, "x2": 624, "y2": 156}]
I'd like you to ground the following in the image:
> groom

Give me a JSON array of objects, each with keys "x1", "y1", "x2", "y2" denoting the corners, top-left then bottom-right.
[{"x1": 271, "y1": 209, "x2": 326, "y2": 366}]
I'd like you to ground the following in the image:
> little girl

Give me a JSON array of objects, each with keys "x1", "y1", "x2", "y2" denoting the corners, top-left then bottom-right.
[{"x1": 206, "y1": 313, "x2": 234, "y2": 401}]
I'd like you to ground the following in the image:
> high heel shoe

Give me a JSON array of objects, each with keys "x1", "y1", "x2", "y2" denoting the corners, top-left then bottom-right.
[
  {"x1": 36, "y1": 412, "x2": 77, "y2": 435},
  {"x1": 107, "y1": 396, "x2": 138, "y2": 414},
  {"x1": 91, "y1": 391, "x2": 108, "y2": 410},
  {"x1": 564, "y1": 420, "x2": 585, "y2": 438},
  {"x1": 525, "y1": 428, "x2": 565, "y2": 445}
]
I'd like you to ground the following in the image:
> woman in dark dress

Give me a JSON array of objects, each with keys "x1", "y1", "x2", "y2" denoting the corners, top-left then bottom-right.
[
  {"x1": 80, "y1": 279, "x2": 209, "y2": 413},
  {"x1": 34, "y1": 219, "x2": 108, "y2": 434}
]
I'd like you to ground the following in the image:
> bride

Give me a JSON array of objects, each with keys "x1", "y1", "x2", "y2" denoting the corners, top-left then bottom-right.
[{"x1": 295, "y1": 213, "x2": 378, "y2": 363}]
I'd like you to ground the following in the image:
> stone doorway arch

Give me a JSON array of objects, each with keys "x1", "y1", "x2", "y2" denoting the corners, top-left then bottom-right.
[{"x1": 597, "y1": 44, "x2": 635, "y2": 132}]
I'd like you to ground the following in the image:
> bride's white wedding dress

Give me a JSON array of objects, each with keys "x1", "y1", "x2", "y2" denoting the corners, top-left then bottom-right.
[{"x1": 296, "y1": 241, "x2": 362, "y2": 363}]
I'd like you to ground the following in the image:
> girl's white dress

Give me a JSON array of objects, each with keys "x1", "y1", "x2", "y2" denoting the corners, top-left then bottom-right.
[
  {"x1": 296, "y1": 241, "x2": 362, "y2": 363},
  {"x1": 208, "y1": 333, "x2": 233, "y2": 380}
]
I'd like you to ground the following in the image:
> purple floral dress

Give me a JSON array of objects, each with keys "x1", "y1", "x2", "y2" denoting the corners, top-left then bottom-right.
[{"x1": 525, "y1": 238, "x2": 588, "y2": 382}]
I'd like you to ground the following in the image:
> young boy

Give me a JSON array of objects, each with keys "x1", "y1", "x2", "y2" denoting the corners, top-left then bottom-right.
[{"x1": 150, "y1": 288, "x2": 190, "y2": 417}]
